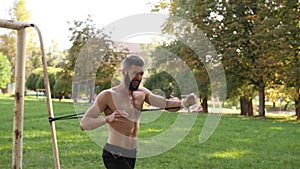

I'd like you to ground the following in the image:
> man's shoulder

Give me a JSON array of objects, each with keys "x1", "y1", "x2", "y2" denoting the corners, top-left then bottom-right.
[
  {"x1": 94, "y1": 89, "x2": 114, "y2": 107},
  {"x1": 138, "y1": 86, "x2": 150, "y2": 94},
  {"x1": 97, "y1": 88, "x2": 113, "y2": 98}
]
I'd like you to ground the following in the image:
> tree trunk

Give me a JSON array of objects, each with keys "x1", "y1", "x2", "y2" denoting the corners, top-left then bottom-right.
[
  {"x1": 201, "y1": 96, "x2": 208, "y2": 113},
  {"x1": 272, "y1": 102, "x2": 276, "y2": 110},
  {"x1": 247, "y1": 98, "x2": 253, "y2": 116},
  {"x1": 295, "y1": 95, "x2": 300, "y2": 120},
  {"x1": 283, "y1": 101, "x2": 289, "y2": 111},
  {"x1": 258, "y1": 84, "x2": 265, "y2": 117},
  {"x1": 240, "y1": 96, "x2": 247, "y2": 116},
  {"x1": 240, "y1": 96, "x2": 253, "y2": 116}
]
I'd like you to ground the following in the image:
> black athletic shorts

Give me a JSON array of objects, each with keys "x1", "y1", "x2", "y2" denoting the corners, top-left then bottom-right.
[{"x1": 102, "y1": 143, "x2": 137, "y2": 169}]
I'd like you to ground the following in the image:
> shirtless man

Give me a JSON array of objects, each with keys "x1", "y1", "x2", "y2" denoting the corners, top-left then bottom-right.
[{"x1": 80, "y1": 55, "x2": 196, "y2": 169}]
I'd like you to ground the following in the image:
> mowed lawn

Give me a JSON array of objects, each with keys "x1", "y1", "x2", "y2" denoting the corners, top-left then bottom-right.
[{"x1": 0, "y1": 95, "x2": 300, "y2": 169}]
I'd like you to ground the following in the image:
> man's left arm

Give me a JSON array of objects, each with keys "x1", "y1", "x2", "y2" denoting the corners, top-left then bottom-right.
[
  {"x1": 164, "y1": 93, "x2": 197, "y2": 112},
  {"x1": 142, "y1": 87, "x2": 196, "y2": 112}
]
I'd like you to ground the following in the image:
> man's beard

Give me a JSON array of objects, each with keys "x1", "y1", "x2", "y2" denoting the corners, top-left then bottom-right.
[{"x1": 125, "y1": 73, "x2": 141, "y2": 91}]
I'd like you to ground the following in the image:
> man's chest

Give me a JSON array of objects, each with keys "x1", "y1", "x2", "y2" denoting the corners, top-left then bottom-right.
[{"x1": 106, "y1": 91, "x2": 145, "y2": 114}]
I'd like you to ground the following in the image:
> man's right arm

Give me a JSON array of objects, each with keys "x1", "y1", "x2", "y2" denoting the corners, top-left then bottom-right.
[{"x1": 80, "y1": 91, "x2": 108, "y2": 130}]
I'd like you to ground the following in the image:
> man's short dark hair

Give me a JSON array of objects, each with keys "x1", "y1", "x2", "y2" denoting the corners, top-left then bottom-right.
[{"x1": 122, "y1": 55, "x2": 144, "y2": 70}]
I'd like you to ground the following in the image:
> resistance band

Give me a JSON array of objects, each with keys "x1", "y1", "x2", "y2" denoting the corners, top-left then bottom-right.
[{"x1": 49, "y1": 106, "x2": 186, "y2": 122}]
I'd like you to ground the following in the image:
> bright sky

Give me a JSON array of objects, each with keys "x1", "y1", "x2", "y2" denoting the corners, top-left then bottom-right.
[{"x1": 0, "y1": 0, "x2": 162, "y2": 50}]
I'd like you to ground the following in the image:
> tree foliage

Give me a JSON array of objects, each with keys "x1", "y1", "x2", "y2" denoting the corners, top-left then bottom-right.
[
  {"x1": 25, "y1": 67, "x2": 61, "y2": 92},
  {"x1": 0, "y1": 52, "x2": 12, "y2": 89},
  {"x1": 56, "y1": 15, "x2": 131, "y2": 100},
  {"x1": 154, "y1": 0, "x2": 300, "y2": 117},
  {"x1": 0, "y1": 0, "x2": 40, "y2": 82},
  {"x1": 150, "y1": 40, "x2": 209, "y2": 102},
  {"x1": 46, "y1": 40, "x2": 66, "y2": 68},
  {"x1": 144, "y1": 71, "x2": 180, "y2": 99}
]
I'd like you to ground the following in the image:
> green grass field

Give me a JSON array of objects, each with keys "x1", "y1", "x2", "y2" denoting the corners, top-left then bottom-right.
[{"x1": 0, "y1": 95, "x2": 299, "y2": 169}]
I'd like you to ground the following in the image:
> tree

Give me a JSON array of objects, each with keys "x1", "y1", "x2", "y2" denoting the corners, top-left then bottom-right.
[
  {"x1": 0, "y1": 34, "x2": 16, "y2": 76},
  {"x1": 46, "y1": 40, "x2": 65, "y2": 68},
  {"x1": 144, "y1": 71, "x2": 180, "y2": 99},
  {"x1": 278, "y1": 1, "x2": 300, "y2": 119},
  {"x1": 155, "y1": 0, "x2": 298, "y2": 117},
  {"x1": 53, "y1": 70, "x2": 72, "y2": 101},
  {"x1": 0, "y1": 0, "x2": 40, "y2": 81},
  {"x1": 150, "y1": 40, "x2": 210, "y2": 112},
  {"x1": 11, "y1": 0, "x2": 40, "y2": 72},
  {"x1": 26, "y1": 67, "x2": 61, "y2": 93},
  {"x1": 265, "y1": 87, "x2": 281, "y2": 110},
  {"x1": 57, "y1": 15, "x2": 101, "y2": 99},
  {"x1": 0, "y1": 52, "x2": 12, "y2": 89},
  {"x1": 25, "y1": 73, "x2": 38, "y2": 90},
  {"x1": 209, "y1": 0, "x2": 288, "y2": 117},
  {"x1": 1, "y1": 0, "x2": 31, "y2": 67},
  {"x1": 59, "y1": 16, "x2": 130, "y2": 101}
]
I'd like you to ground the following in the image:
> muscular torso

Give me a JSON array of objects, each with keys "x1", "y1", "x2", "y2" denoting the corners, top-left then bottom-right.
[{"x1": 101, "y1": 87, "x2": 146, "y2": 149}]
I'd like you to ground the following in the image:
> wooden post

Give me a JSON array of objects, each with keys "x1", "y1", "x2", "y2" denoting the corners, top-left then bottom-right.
[
  {"x1": 34, "y1": 25, "x2": 61, "y2": 169},
  {"x1": 12, "y1": 27, "x2": 26, "y2": 169},
  {"x1": 0, "y1": 19, "x2": 32, "y2": 169},
  {"x1": 0, "y1": 19, "x2": 60, "y2": 169}
]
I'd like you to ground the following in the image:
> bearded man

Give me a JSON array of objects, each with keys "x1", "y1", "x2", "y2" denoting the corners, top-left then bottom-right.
[{"x1": 80, "y1": 55, "x2": 196, "y2": 169}]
